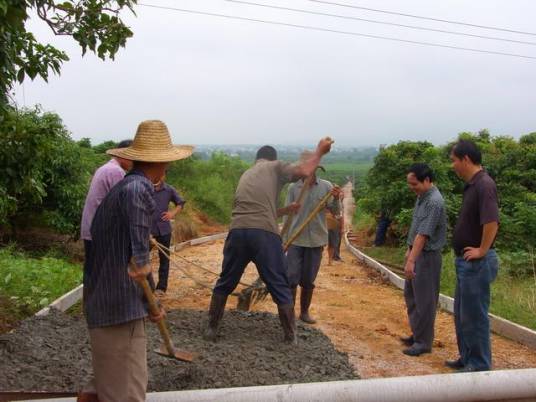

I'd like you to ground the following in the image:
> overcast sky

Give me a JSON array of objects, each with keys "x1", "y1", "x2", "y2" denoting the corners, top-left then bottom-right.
[{"x1": 12, "y1": 0, "x2": 536, "y2": 147}]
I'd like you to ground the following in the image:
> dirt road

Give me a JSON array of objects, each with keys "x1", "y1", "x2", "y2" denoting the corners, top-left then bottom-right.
[{"x1": 158, "y1": 238, "x2": 536, "y2": 378}]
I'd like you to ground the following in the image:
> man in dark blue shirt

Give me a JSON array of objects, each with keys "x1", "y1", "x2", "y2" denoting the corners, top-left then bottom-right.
[
  {"x1": 80, "y1": 120, "x2": 193, "y2": 402},
  {"x1": 151, "y1": 176, "x2": 185, "y2": 294}
]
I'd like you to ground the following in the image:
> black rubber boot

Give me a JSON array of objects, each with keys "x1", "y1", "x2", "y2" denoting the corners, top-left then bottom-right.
[
  {"x1": 277, "y1": 304, "x2": 297, "y2": 344},
  {"x1": 203, "y1": 292, "x2": 228, "y2": 341},
  {"x1": 299, "y1": 287, "x2": 316, "y2": 324}
]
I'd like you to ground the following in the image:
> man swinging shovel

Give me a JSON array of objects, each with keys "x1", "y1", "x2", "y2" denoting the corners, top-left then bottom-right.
[
  {"x1": 203, "y1": 138, "x2": 333, "y2": 345},
  {"x1": 237, "y1": 178, "x2": 340, "y2": 315},
  {"x1": 79, "y1": 120, "x2": 195, "y2": 402}
]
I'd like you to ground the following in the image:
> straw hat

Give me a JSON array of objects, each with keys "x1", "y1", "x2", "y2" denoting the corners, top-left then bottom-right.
[{"x1": 106, "y1": 120, "x2": 194, "y2": 162}]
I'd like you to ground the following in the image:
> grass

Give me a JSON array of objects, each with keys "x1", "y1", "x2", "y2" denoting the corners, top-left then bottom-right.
[
  {"x1": 0, "y1": 244, "x2": 82, "y2": 315},
  {"x1": 318, "y1": 161, "x2": 372, "y2": 189}
]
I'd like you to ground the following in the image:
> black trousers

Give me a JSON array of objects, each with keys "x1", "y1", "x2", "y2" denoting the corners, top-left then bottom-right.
[
  {"x1": 154, "y1": 233, "x2": 172, "y2": 291},
  {"x1": 213, "y1": 229, "x2": 293, "y2": 306}
]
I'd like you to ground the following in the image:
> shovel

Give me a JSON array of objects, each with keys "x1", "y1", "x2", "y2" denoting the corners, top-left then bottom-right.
[
  {"x1": 133, "y1": 264, "x2": 197, "y2": 362},
  {"x1": 280, "y1": 174, "x2": 314, "y2": 238},
  {"x1": 237, "y1": 191, "x2": 334, "y2": 310}
]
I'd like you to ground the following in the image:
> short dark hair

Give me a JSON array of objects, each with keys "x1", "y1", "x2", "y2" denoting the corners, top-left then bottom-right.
[
  {"x1": 117, "y1": 139, "x2": 133, "y2": 149},
  {"x1": 451, "y1": 139, "x2": 482, "y2": 165},
  {"x1": 408, "y1": 163, "x2": 434, "y2": 182},
  {"x1": 256, "y1": 145, "x2": 277, "y2": 161}
]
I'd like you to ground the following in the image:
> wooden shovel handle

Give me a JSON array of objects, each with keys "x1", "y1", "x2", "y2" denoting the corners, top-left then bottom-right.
[
  {"x1": 138, "y1": 276, "x2": 175, "y2": 356},
  {"x1": 283, "y1": 191, "x2": 332, "y2": 252},
  {"x1": 280, "y1": 175, "x2": 314, "y2": 238}
]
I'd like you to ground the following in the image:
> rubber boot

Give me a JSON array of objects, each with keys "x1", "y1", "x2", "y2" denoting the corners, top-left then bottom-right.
[
  {"x1": 299, "y1": 287, "x2": 317, "y2": 324},
  {"x1": 277, "y1": 304, "x2": 297, "y2": 344},
  {"x1": 203, "y1": 292, "x2": 228, "y2": 341}
]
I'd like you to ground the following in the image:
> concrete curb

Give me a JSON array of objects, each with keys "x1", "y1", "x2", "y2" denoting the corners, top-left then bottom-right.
[
  {"x1": 172, "y1": 232, "x2": 228, "y2": 251},
  {"x1": 25, "y1": 368, "x2": 536, "y2": 402},
  {"x1": 344, "y1": 233, "x2": 536, "y2": 350},
  {"x1": 35, "y1": 232, "x2": 228, "y2": 317},
  {"x1": 35, "y1": 285, "x2": 83, "y2": 317}
]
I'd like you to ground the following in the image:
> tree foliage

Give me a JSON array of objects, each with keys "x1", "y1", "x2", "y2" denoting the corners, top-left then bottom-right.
[
  {"x1": 0, "y1": 0, "x2": 136, "y2": 107},
  {"x1": 359, "y1": 130, "x2": 536, "y2": 253},
  {"x1": 167, "y1": 153, "x2": 249, "y2": 224},
  {"x1": 0, "y1": 106, "x2": 104, "y2": 236}
]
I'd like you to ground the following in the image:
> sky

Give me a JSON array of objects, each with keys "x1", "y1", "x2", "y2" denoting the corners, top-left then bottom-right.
[{"x1": 12, "y1": 0, "x2": 536, "y2": 147}]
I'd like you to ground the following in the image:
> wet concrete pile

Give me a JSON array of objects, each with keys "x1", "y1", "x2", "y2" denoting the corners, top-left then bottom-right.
[{"x1": 0, "y1": 308, "x2": 357, "y2": 392}]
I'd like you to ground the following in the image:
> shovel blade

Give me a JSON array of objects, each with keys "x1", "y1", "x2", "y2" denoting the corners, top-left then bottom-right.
[{"x1": 154, "y1": 344, "x2": 197, "y2": 362}]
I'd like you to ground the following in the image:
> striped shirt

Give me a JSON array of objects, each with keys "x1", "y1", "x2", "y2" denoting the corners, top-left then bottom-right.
[{"x1": 84, "y1": 170, "x2": 155, "y2": 328}]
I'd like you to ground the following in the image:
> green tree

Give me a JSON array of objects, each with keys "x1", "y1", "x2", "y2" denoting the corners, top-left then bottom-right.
[
  {"x1": 359, "y1": 131, "x2": 536, "y2": 256},
  {"x1": 167, "y1": 153, "x2": 248, "y2": 223},
  {"x1": 0, "y1": 0, "x2": 136, "y2": 107},
  {"x1": 77, "y1": 137, "x2": 92, "y2": 148},
  {"x1": 92, "y1": 139, "x2": 118, "y2": 154},
  {"x1": 0, "y1": 106, "x2": 101, "y2": 236}
]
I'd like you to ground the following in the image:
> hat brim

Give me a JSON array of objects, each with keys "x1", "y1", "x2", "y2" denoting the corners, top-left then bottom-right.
[{"x1": 106, "y1": 145, "x2": 194, "y2": 162}]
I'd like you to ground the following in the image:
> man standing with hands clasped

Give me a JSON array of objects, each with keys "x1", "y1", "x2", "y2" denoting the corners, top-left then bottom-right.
[
  {"x1": 401, "y1": 163, "x2": 447, "y2": 357},
  {"x1": 446, "y1": 139, "x2": 499, "y2": 373}
]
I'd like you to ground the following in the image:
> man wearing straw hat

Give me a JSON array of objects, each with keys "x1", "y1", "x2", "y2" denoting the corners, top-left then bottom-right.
[
  {"x1": 203, "y1": 138, "x2": 334, "y2": 344},
  {"x1": 284, "y1": 160, "x2": 341, "y2": 324},
  {"x1": 79, "y1": 120, "x2": 193, "y2": 402}
]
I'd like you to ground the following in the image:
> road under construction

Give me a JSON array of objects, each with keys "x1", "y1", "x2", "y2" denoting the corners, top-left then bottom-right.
[{"x1": 1, "y1": 185, "x2": 536, "y2": 401}]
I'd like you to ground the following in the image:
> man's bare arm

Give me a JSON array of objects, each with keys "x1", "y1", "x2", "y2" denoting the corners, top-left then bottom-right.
[
  {"x1": 291, "y1": 137, "x2": 333, "y2": 179},
  {"x1": 463, "y1": 221, "x2": 499, "y2": 261}
]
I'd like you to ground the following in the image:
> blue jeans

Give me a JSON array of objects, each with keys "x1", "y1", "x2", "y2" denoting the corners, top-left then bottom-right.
[{"x1": 454, "y1": 249, "x2": 499, "y2": 370}]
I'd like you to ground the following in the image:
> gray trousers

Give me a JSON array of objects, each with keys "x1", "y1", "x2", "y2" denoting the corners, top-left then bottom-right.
[
  {"x1": 287, "y1": 245, "x2": 323, "y2": 289},
  {"x1": 83, "y1": 319, "x2": 147, "y2": 401},
  {"x1": 404, "y1": 250, "x2": 442, "y2": 349}
]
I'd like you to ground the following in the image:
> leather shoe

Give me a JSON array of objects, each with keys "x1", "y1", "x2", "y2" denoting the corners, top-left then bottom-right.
[
  {"x1": 402, "y1": 345, "x2": 431, "y2": 356},
  {"x1": 445, "y1": 358, "x2": 464, "y2": 369},
  {"x1": 399, "y1": 335, "x2": 414, "y2": 346}
]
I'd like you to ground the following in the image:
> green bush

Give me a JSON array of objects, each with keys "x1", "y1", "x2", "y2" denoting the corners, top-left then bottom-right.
[
  {"x1": 358, "y1": 130, "x2": 536, "y2": 266},
  {"x1": 167, "y1": 152, "x2": 248, "y2": 223},
  {"x1": 0, "y1": 106, "x2": 105, "y2": 237}
]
